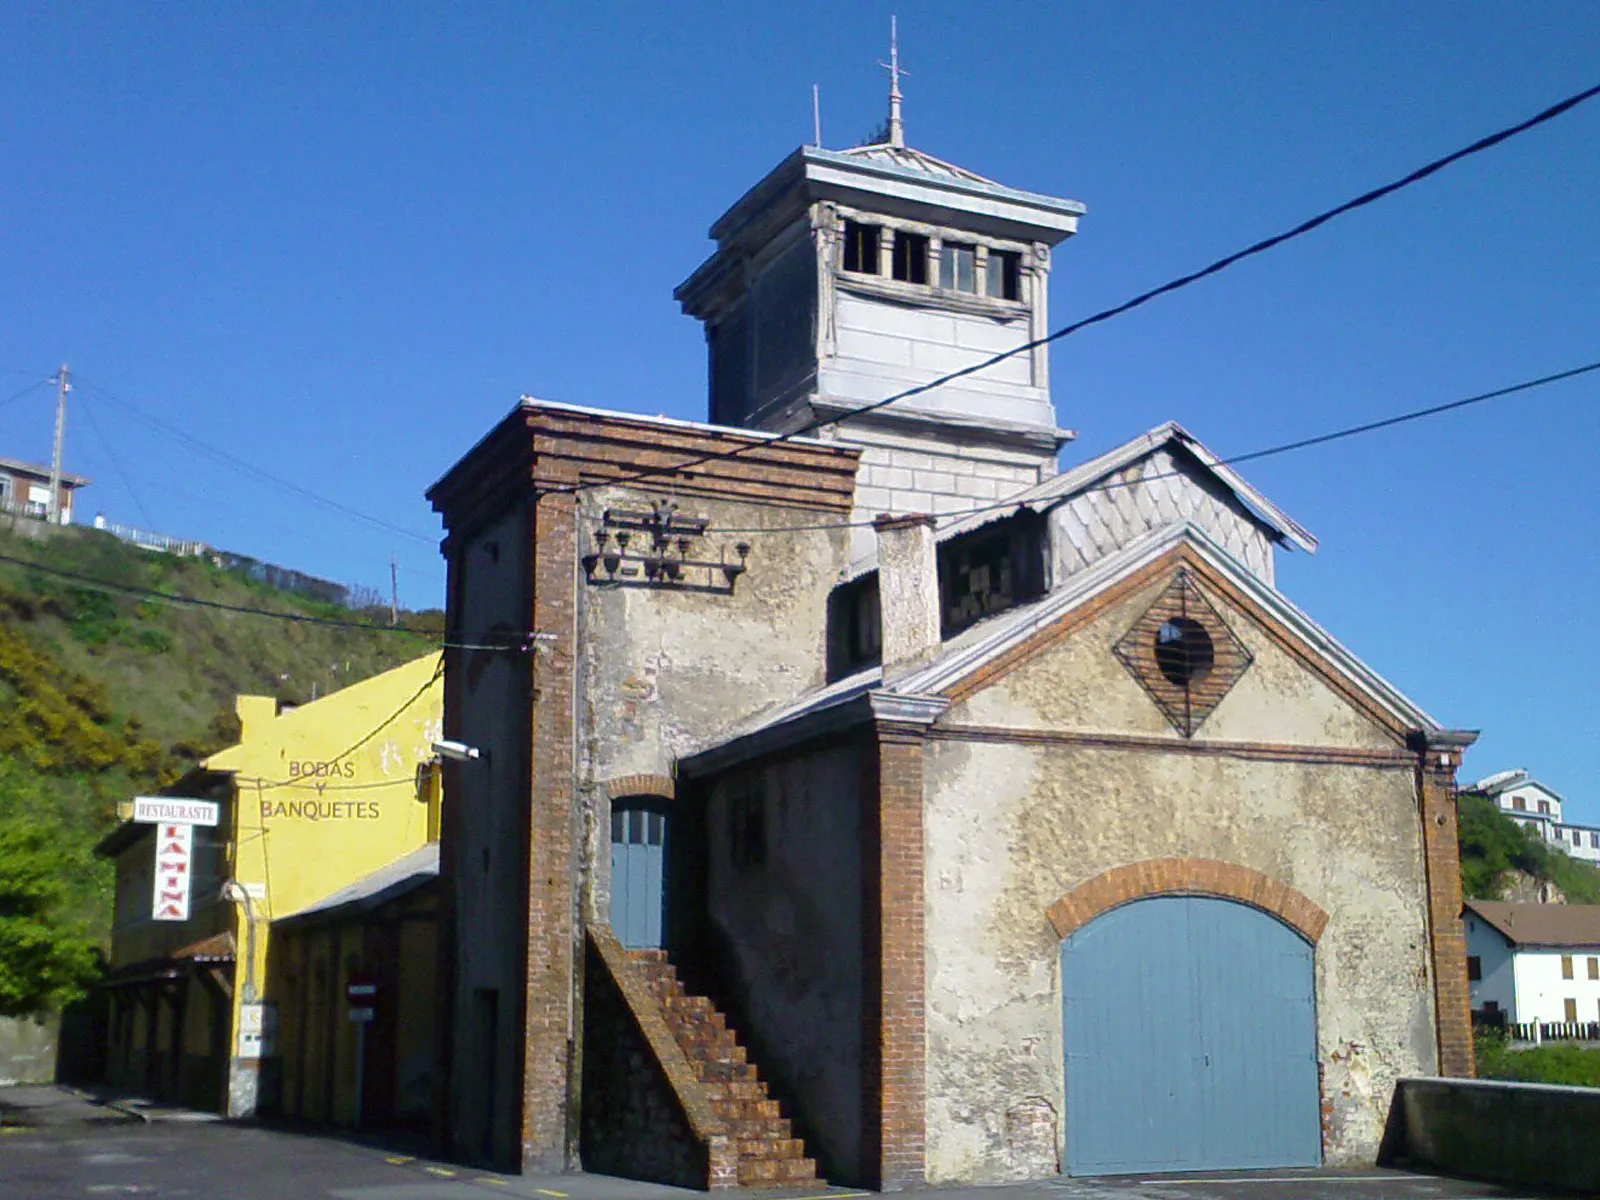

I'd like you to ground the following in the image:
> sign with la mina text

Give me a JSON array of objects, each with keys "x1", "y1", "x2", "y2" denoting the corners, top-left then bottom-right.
[
  {"x1": 133, "y1": 796, "x2": 220, "y2": 827},
  {"x1": 151, "y1": 823, "x2": 194, "y2": 922}
]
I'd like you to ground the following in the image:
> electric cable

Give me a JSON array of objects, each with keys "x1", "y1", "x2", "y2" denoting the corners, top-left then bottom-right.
[
  {"x1": 679, "y1": 356, "x2": 1600, "y2": 536},
  {"x1": 537, "y1": 79, "x2": 1600, "y2": 501},
  {"x1": 0, "y1": 378, "x2": 52, "y2": 412},
  {"x1": 73, "y1": 374, "x2": 438, "y2": 546},
  {"x1": 75, "y1": 387, "x2": 159, "y2": 530},
  {"x1": 0, "y1": 548, "x2": 513, "y2": 648}
]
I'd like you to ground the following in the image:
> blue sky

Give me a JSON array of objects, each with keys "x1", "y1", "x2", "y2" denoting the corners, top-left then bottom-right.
[{"x1": 2, "y1": 4, "x2": 1597, "y2": 818}]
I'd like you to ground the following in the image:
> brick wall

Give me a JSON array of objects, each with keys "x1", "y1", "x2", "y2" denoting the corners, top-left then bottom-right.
[
  {"x1": 863, "y1": 722, "x2": 927, "y2": 1190},
  {"x1": 522, "y1": 486, "x2": 580, "y2": 1170},
  {"x1": 1414, "y1": 736, "x2": 1476, "y2": 1078}
]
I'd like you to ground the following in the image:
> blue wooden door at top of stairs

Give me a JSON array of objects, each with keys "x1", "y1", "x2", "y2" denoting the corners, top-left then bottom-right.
[
  {"x1": 610, "y1": 807, "x2": 665, "y2": 949},
  {"x1": 1061, "y1": 895, "x2": 1321, "y2": 1176}
]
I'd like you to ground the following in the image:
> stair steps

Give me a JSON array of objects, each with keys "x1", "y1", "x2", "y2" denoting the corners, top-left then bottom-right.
[{"x1": 628, "y1": 950, "x2": 818, "y2": 1187}]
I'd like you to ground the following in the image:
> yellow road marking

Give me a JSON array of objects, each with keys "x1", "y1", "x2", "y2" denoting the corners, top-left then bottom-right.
[
  {"x1": 475, "y1": 1178, "x2": 508, "y2": 1186},
  {"x1": 534, "y1": 1190, "x2": 567, "y2": 1197},
  {"x1": 424, "y1": 1166, "x2": 457, "y2": 1177},
  {"x1": 384, "y1": 1155, "x2": 413, "y2": 1165}
]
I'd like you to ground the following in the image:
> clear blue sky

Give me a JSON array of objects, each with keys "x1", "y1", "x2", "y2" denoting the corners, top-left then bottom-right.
[{"x1": 2, "y1": 4, "x2": 1597, "y2": 817}]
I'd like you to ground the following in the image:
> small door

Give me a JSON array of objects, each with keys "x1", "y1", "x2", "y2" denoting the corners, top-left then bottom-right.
[
  {"x1": 610, "y1": 806, "x2": 666, "y2": 949},
  {"x1": 1062, "y1": 895, "x2": 1320, "y2": 1175}
]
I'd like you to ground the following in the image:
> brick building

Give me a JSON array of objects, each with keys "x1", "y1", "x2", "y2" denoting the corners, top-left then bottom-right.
[{"x1": 427, "y1": 100, "x2": 1474, "y2": 1186}]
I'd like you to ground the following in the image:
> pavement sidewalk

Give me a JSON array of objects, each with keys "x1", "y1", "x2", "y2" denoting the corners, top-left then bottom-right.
[{"x1": 0, "y1": 1083, "x2": 139, "y2": 1129}]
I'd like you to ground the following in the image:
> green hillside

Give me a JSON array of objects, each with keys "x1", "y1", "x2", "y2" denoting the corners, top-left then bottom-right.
[
  {"x1": 1458, "y1": 791, "x2": 1600, "y2": 904},
  {"x1": 0, "y1": 522, "x2": 440, "y2": 1016}
]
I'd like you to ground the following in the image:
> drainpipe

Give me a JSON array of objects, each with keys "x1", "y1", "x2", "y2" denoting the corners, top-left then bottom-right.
[{"x1": 221, "y1": 879, "x2": 259, "y2": 1003}]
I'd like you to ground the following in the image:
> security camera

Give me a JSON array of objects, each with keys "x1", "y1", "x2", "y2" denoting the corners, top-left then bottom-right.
[{"x1": 432, "y1": 740, "x2": 483, "y2": 762}]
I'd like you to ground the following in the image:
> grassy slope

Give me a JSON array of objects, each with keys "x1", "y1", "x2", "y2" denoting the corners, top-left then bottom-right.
[
  {"x1": 0, "y1": 523, "x2": 441, "y2": 999},
  {"x1": 1457, "y1": 792, "x2": 1600, "y2": 904}
]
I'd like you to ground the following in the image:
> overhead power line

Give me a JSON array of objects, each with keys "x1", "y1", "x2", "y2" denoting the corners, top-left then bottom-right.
[
  {"x1": 536, "y1": 78, "x2": 1600, "y2": 501},
  {"x1": 0, "y1": 378, "x2": 53, "y2": 412},
  {"x1": 704, "y1": 357, "x2": 1600, "y2": 535},
  {"x1": 72, "y1": 374, "x2": 438, "y2": 546}
]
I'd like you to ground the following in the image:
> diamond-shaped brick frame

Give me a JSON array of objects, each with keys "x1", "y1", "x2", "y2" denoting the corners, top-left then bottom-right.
[{"x1": 1112, "y1": 569, "x2": 1254, "y2": 737}]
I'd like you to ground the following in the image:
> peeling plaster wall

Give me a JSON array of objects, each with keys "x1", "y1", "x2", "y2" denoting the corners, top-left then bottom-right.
[
  {"x1": 704, "y1": 744, "x2": 866, "y2": 1184},
  {"x1": 923, "y1": 579, "x2": 1435, "y2": 1182},
  {"x1": 575, "y1": 488, "x2": 852, "y2": 921}
]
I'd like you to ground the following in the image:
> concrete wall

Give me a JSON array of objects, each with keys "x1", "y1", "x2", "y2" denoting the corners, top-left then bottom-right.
[
  {"x1": 1382, "y1": 1076, "x2": 1600, "y2": 1193},
  {"x1": 921, "y1": 574, "x2": 1435, "y2": 1182},
  {"x1": 703, "y1": 742, "x2": 867, "y2": 1184},
  {"x1": 0, "y1": 1015, "x2": 58, "y2": 1085}
]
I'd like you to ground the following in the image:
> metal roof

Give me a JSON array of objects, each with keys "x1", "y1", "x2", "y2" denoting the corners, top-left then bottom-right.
[
  {"x1": 0, "y1": 455, "x2": 90, "y2": 487},
  {"x1": 1466, "y1": 900, "x2": 1600, "y2": 949},
  {"x1": 274, "y1": 843, "x2": 439, "y2": 929}
]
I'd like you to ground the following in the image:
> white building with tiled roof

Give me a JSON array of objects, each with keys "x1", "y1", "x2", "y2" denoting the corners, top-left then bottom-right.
[
  {"x1": 1464, "y1": 769, "x2": 1600, "y2": 865},
  {"x1": 1464, "y1": 899, "x2": 1600, "y2": 1028}
]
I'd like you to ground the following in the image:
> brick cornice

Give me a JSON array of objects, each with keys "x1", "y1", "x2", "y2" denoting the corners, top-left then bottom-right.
[
  {"x1": 602, "y1": 773, "x2": 676, "y2": 801},
  {"x1": 1046, "y1": 858, "x2": 1329, "y2": 945},
  {"x1": 931, "y1": 723, "x2": 1416, "y2": 769},
  {"x1": 429, "y1": 401, "x2": 861, "y2": 542}
]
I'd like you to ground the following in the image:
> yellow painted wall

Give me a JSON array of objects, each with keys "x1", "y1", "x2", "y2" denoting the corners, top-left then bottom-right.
[
  {"x1": 102, "y1": 652, "x2": 443, "y2": 1112},
  {"x1": 208, "y1": 652, "x2": 444, "y2": 1068}
]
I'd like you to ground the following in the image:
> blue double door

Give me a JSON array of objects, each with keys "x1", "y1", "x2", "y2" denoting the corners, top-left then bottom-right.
[
  {"x1": 1061, "y1": 895, "x2": 1321, "y2": 1176},
  {"x1": 610, "y1": 805, "x2": 667, "y2": 949}
]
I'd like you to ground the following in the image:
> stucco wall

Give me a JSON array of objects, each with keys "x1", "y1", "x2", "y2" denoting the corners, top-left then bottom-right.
[
  {"x1": 703, "y1": 743, "x2": 866, "y2": 1183},
  {"x1": 576, "y1": 487, "x2": 851, "y2": 925},
  {"x1": 922, "y1": 576, "x2": 1435, "y2": 1182}
]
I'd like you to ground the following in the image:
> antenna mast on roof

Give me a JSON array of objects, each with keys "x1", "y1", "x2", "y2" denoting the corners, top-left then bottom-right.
[
  {"x1": 878, "y1": 15, "x2": 907, "y2": 148},
  {"x1": 813, "y1": 83, "x2": 822, "y2": 147}
]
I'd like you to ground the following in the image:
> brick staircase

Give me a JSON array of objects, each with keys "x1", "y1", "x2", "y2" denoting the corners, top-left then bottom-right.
[{"x1": 628, "y1": 950, "x2": 818, "y2": 1187}]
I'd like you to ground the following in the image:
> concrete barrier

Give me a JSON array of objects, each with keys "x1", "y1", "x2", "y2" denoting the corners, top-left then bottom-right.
[
  {"x1": 0, "y1": 1016, "x2": 59, "y2": 1085},
  {"x1": 1380, "y1": 1076, "x2": 1600, "y2": 1193}
]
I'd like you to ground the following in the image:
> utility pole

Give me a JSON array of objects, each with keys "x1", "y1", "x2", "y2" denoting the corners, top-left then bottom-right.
[
  {"x1": 47, "y1": 363, "x2": 69, "y2": 525},
  {"x1": 390, "y1": 552, "x2": 399, "y2": 626}
]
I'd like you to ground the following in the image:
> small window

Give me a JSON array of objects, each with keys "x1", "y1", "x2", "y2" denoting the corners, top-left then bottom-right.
[
  {"x1": 1513, "y1": 797, "x2": 1526, "y2": 810},
  {"x1": 1562, "y1": 954, "x2": 1574, "y2": 979},
  {"x1": 843, "y1": 221, "x2": 880, "y2": 275},
  {"x1": 985, "y1": 249, "x2": 1021, "y2": 300},
  {"x1": 940, "y1": 242, "x2": 976, "y2": 292},
  {"x1": 891, "y1": 230, "x2": 928, "y2": 284},
  {"x1": 827, "y1": 575, "x2": 881, "y2": 680},
  {"x1": 1538, "y1": 798, "x2": 1550, "y2": 813},
  {"x1": 1155, "y1": 618, "x2": 1216, "y2": 687},
  {"x1": 1467, "y1": 956, "x2": 1482, "y2": 982},
  {"x1": 938, "y1": 511, "x2": 1045, "y2": 637},
  {"x1": 1590, "y1": 832, "x2": 1598, "y2": 848},
  {"x1": 1565, "y1": 998, "x2": 1578, "y2": 1023},
  {"x1": 1589, "y1": 956, "x2": 1598, "y2": 980}
]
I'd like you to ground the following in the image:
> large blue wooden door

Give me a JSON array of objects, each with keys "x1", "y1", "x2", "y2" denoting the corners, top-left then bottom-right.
[
  {"x1": 610, "y1": 806, "x2": 665, "y2": 949},
  {"x1": 1061, "y1": 895, "x2": 1320, "y2": 1176}
]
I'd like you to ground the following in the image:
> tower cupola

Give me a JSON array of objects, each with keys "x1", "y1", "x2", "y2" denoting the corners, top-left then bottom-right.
[{"x1": 676, "y1": 47, "x2": 1086, "y2": 549}]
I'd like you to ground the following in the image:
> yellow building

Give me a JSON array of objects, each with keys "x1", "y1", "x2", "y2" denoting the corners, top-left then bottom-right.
[{"x1": 99, "y1": 653, "x2": 444, "y2": 1119}]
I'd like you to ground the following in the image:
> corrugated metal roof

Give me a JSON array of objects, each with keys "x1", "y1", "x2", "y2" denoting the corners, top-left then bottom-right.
[{"x1": 1466, "y1": 900, "x2": 1600, "y2": 948}]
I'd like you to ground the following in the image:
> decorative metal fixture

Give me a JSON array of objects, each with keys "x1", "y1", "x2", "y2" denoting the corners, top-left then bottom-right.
[
  {"x1": 1112, "y1": 569, "x2": 1253, "y2": 738},
  {"x1": 582, "y1": 500, "x2": 750, "y2": 595}
]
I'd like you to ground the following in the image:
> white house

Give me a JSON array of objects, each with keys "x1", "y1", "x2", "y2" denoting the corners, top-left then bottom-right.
[
  {"x1": 1464, "y1": 769, "x2": 1600, "y2": 866},
  {"x1": 1464, "y1": 899, "x2": 1600, "y2": 1028}
]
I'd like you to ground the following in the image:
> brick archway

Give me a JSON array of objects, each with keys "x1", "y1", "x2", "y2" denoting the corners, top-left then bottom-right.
[
  {"x1": 602, "y1": 773, "x2": 675, "y2": 801},
  {"x1": 1046, "y1": 858, "x2": 1329, "y2": 944}
]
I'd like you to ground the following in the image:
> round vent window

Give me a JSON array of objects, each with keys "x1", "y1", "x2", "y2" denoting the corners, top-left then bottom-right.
[{"x1": 1154, "y1": 617, "x2": 1214, "y2": 686}]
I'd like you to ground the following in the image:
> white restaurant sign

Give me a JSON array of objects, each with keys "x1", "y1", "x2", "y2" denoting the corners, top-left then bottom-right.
[
  {"x1": 151, "y1": 823, "x2": 194, "y2": 922},
  {"x1": 133, "y1": 796, "x2": 219, "y2": 827},
  {"x1": 131, "y1": 795, "x2": 218, "y2": 923}
]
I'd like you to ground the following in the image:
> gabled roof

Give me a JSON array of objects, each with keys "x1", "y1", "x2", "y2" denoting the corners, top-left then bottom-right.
[
  {"x1": 835, "y1": 142, "x2": 999, "y2": 185},
  {"x1": 843, "y1": 421, "x2": 1316, "y2": 584},
  {"x1": 1466, "y1": 900, "x2": 1600, "y2": 949},
  {"x1": 684, "y1": 521, "x2": 1441, "y2": 777},
  {"x1": 1465, "y1": 770, "x2": 1570, "y2": 809}
]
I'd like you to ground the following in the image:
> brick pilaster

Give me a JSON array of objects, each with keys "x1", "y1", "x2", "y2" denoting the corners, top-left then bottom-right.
[
  {"x1": 1412, "y1": 731, "x2": 1477, "y2": 1079},
  {"x1": 522, "y1": 483, "x2": 580, "y2": 1170},
  {"x1": 863, "y1": 721, "x2": 927, "y2": 1189}
]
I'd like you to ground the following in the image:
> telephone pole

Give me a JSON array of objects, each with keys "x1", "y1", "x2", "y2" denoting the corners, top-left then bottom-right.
[
  {"x1": 390, "y1": 552, "x2": 399, "y2": 626},
  {"x1": 47, "y1": 363, "x2": 69, "y2": 525}
]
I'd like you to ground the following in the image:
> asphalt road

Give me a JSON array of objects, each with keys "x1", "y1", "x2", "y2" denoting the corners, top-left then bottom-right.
[{"x1": 0, "y1": 1102, "x2": 1566, "y2": 1200}]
